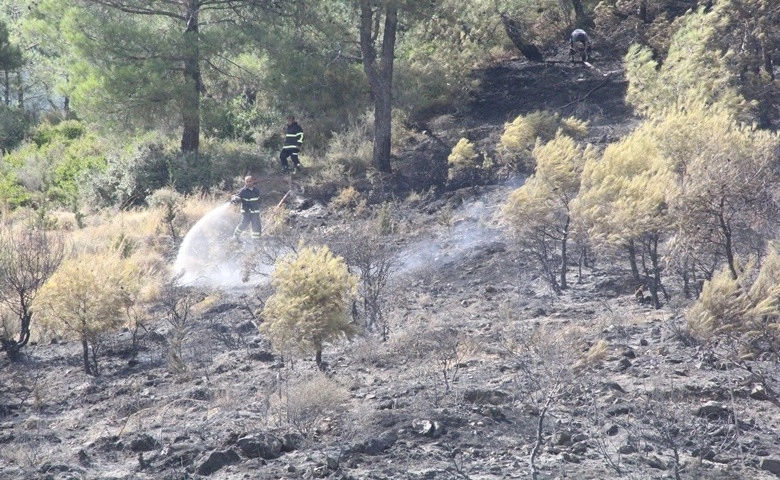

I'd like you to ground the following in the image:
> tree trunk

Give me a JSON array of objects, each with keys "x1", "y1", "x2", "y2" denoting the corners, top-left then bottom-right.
[
  {"x1": 717, "y1": 197, "x2": 738, "y2": 280},
  {"x1": 3, "y1": 70, "x2": 8, "y2": 106},
  {"x1": 82, "y1": 338, "x2": 93, "y2": 375},
  {"x1": 90, "y1": 343, "x2": 100, "y2": 376},
  {"x1": 645, "y1": 235, "x2": 663, "y2": 309},
  {"x1": 560, "y1": 215, "x2": 570, "y2": 290},
  {"x1": 315, "y1": 348, "x2": 323, "y2": 370},
  {"x1": 180, "y1": 1, "x2": 201, "y2": 153},
  {"x1": 16, "y1": 70, "x2": 22, "y2": 109},
  {"x1": 568, "y1": 0, "x2": 594, "y2": 29},
  {"x1": 359, "y1": 1, "x2": 396, "y2": 174},
  {"x1": 500, "y1": 14, "x2": 544, "y2": 62},
  {"x1": 627, "y1": 240, "x2": 640, "y2": 282}
]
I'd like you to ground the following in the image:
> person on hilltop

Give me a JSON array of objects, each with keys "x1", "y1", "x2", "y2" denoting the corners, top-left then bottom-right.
[
  {"x1": 280, "y1": 115, "x2": 304, "y2": 174},
  {"x1": 569, "y1": 28, "x2": 592, "y2": 62},
  {"x1": 231, "y1": 175, "x2": 262, "y2": 242}
]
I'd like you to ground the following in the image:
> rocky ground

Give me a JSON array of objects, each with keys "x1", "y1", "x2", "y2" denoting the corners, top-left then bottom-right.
[{"x1": 2, "y1": 56, "x2": 780, "y2": 480}]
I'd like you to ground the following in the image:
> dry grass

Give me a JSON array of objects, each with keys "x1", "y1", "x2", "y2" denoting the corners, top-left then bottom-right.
[
  {"x1": 329, "y1": 186, "x2": 363, "y2": 211},
  {"x1": 274, "y1": 372, "x2": 350, "y2": 436},
  {"x1": 575, "y1": 338, "x2": 609, "y2": 369}
]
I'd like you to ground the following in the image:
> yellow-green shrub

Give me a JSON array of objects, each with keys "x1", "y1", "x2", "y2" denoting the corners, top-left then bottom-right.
[
  {"x1": 499, "y1": 111, "x2": 588, "y2": 171},
  {"x1": 447, "y1": 138, "x2": 480, "y2": 182},
  {"x1": 261, "y1": 245, "x2": 357, "y2": 368},
  {"x1": 687, "y1": 247, "x2": 780, "y2": 352},
  {"x1": 35, "y1": 251, "x2": 143, "y2": 375}
]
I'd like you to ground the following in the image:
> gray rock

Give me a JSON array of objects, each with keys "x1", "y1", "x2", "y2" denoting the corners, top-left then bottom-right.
[
  {"x1": 645, "y1": 455, "x2": 667, "y2": 470},
  {"x1": 551, "y1": 431, "x2": 571, "y2": 446},
  {"x1": 462, "y1": 388, "x2": 510, "y2": 405},
  {"x1": 195, "y1": 448, "x2": 241, "y2": 476},
  {"x1": 352, "y1": 430, "x2": 398, "y2": 455},
  {"x1": 613, "y1": 357, "x2": 631, "y2": 372},
  {"x1": 760, "y1": 458, "x2": 780, "y2": 476},
  {"x1": 606, "y1": 403, "x2": 635, "y2": 417},
  {"x1": 237, "y1": 432, "x2": 283, "y2": 459},
  {"x1": 750, "y1": 384, "x2": 772, "y2": 402},
  {"x1": 618, "y1": 444, "x2": 636, "y2": 454},
  {"x1": 696, "y1": 401, "x2": 731, "y2": 420},
  {"x1": 128, "y1": 433, "x2": 160, "y2": 453},
  {"x1": 562, "y1": 452, "x2": 580, "y2": 463},
  {"x1": 412, "y1": 419, "x2": 446, "y2": 437},
  {"x1": 570, "y1": 441, "x2": 589, "y2": 454},
  {"x1": 282, "y1": 432, "x2": 305, "y2": 452}
]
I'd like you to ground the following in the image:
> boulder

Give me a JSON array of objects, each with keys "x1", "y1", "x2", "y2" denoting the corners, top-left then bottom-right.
[
  {"x1": 195, "y1": 448, "x2": 241, "y2": 476},
  {"x1": 237, "y1": 433, "x2": 283, "y2": 460},
  {"x1": 760, "y1": 458, "x2": 780, "y2": 476}
]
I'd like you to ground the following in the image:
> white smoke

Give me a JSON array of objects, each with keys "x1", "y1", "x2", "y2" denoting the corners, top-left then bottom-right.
[{"x1": 173, "y1": 203, "x2": 264, "y2": 288}]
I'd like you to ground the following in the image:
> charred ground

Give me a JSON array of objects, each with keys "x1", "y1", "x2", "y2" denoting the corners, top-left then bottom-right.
[{"x1": 2, "y1": 57, "x2": 780, "y2": 480}]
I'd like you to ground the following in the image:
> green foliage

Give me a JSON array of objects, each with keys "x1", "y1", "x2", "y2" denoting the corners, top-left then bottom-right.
[
  {"x1": 502, "y1": 133, "x2": 590, "y2": 292},
  {"x1": 36, "y1": 252, "x2": 138, "y2": 374},
  {"x1": 625, "y1": 7, "x2": 754, "y2": 122},
  {"x1": 31, "y1": 120, "x2": 86, "y2": 147},
  {"x1": 200, "y1": 138, "x2": 269, "y2": 184},
  {"x1": 687, "y1": 246, "x2": 780, "y2": 352},
  {"x1": 81, "y1": 135, "x2": 234, "y2": 208},
  {"x1": 261, "y1": 245, "x2": 357, "y2": 367},
  {"x1": 652, "y1": 106, "x2": 779, "y2": 280},
  {"x1": 201, "y1": 95, "x2": 281, "y2": 144},
  {"x1": 499, "y1": 111, "x2": 588, "y2": 171},
  {"x1": 0, "y1": 153, "x2": 31, "y2": 210},
  {"x1": 0, "y1": 106, "x2": 30, "y2": 153},
  {"x1": 447, "y1": 138, "x2": 477, "y2": 169},
  {"x1": 1, "y1": 123, "x2": 106, "y2": 211},
  {"x1": 147, "y1": 187, "x2": 184, "y2": 240},
  {"x1": 0, "y1": 20, "x2": 23, "y2": 73},
  {"x1": 575, "y1": 124, "x2": 676, "y2": 249},
  {"x1": 321, "y1": 111, "x2": 375, "y2": 180}
]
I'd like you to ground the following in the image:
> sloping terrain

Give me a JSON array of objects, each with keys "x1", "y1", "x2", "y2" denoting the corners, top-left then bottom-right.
[{"x1": 2, "y1": 58, "x2": 780, "y2": 480}]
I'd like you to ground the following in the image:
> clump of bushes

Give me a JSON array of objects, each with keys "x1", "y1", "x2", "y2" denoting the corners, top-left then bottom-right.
[{"x1": 687, "y1": 246, "x2": 780, "y2": 355}]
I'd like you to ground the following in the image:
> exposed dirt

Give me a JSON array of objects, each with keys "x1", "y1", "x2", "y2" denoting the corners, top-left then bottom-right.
[{"x1": 2, "y1": 58, "x2": 780, "y2": 480}]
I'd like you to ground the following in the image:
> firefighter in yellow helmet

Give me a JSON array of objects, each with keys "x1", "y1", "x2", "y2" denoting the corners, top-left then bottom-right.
[{"x1": 231, "y1": 175, "x2": 261, "y2": 241}]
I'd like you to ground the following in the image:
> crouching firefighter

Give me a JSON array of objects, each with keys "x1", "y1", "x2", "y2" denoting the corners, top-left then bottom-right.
[
  {"x1": 569, "y1": 28, "x2": 592, "y2": 62},
  {"x1": 231, "y1": 175, "x2": 262, "y2": 242}
]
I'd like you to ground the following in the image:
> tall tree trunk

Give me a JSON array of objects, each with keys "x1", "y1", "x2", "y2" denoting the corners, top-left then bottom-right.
[
  {"x1": 16, "y1": 70, "x2": 22, "y2": 109},
  {"x1": 359, "y1": 1, "x2": 396, "y2": 174},
  {"x1": 568, "y1": 0, "x2": 594, "y2": 29},
  {"x1": 3, "y1": 70, "x2": 8, "y2": 106},
  {"x1": 180, "y1": 1, "x2": 201, "y2": 153}
]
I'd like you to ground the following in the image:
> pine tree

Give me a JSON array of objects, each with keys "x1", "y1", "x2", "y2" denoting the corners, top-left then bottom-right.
[{"x1": 261, "y1": 245, "x2": 357, "y2": 369}]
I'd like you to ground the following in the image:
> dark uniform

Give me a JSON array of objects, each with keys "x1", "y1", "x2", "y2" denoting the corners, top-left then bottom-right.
[
  {"x1": 232, "y1": 177, "x2": 261, "y2": 241},
  {"x1": 569, "y1": 29, "x2": 592, "y2": 62},
  {"x1": 280, "y1": 116, "x2": 304, "y2": 172}
]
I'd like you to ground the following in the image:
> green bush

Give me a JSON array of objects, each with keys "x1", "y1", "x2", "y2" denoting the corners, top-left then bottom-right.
[
  {"x1": 687, "y1": 246, "x2": 780, "y2": 353},
  {"x1": 261, "y1": 245, "x2": 357, "y2": 369},
  {"x1": 499, "y1": 110, "x2": 588, "y2": 172},
  {"x1": 31, "y1": 120, "x2": 86, "y2": 147},
  {"x1": 36, "y1": 252, "x2": 139, "y2": 375},
  {"x1": 82, "y1": 137, "x2": 173, "y2": 208},
  {"x1": 0, "y1": 106, "x2": 31, "y2": 153}
]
